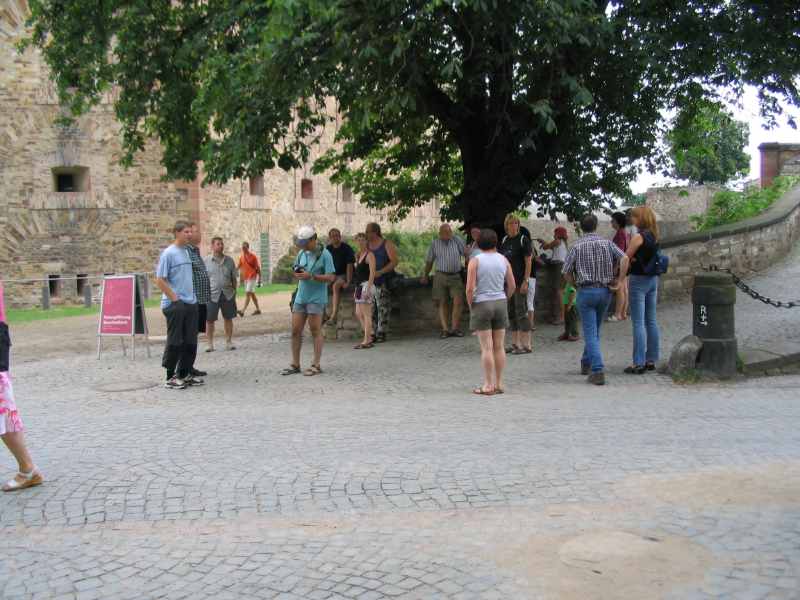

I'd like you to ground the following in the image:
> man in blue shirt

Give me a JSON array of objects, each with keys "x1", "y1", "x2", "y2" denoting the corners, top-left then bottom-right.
[
  {"x1": 280, "y1": 225, "x2": 335, "y2": 377},
  {"x1": 155, "y1": 221, "x2": 199, "y2": 389}
]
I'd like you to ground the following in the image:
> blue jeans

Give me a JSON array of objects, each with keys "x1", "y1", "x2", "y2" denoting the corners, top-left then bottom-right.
[
  {"x1": 629, "y1": 275, "x2": 660, "y2": 366},
  {"x1": 577, "y1": 287, "x2": 612, "y2": 373}
]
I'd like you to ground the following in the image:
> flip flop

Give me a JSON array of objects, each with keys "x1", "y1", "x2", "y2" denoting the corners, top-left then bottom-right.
[
  {"x1": 205, "y1": 347, "x2": 215, "y2": 353},
  {"x1": 512, "y1": 347, "x2": 532, "y2": 355},
  {"x1": 449, "y1": 330, "x2": 464, "y2": 338},
  {"x1": 304, "y1": 364, "x2": 323, "y2": 376},
  {"x1": 280, "y1": 365, "x2": 301, "y2": 376},
  {"x1": 472, "y1": 387, "x2": 495, "y2": 396},
  {"x1": 495, "y1": 388, "x2": 505, "y2": 395}
]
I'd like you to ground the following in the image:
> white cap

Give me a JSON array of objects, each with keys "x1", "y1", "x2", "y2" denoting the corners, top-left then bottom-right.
[{"x1": 295, "y1": 224, "x2": 316, "y2": 247}]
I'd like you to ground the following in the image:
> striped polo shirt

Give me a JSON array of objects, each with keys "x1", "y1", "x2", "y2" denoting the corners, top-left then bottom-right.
[{"x1": 426, "y1": 236, "x2": 466, "y2": 273}]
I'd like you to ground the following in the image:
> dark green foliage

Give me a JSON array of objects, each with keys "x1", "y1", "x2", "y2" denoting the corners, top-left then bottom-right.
[
  {"x1": 667, "y1": 101, "x2": 750, "y2": 185},
  {"x1": 24, "y1": 1, "x2": 800, "y2": 224},
  {"x1": 272, "y1": 230, "x2": 439, "y2": 282},
  {"x1": 692, "y1": 176, "x2": 800, "y2": 231}
]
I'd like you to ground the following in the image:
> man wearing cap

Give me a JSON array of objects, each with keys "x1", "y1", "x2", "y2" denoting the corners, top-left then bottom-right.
[{"x1": 280, "y1": 225, "x2": 336, "y2": 377}]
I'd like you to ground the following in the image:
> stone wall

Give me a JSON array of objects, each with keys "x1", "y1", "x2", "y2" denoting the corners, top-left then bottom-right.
[
  {"x1": 659, "y1": 184, "x2": 800, "y2": 299},
  {"x1": 645, "y1": 185, "x2": 722, "y2": 238},
  {"x1": 0, "y1": 5, "x2": 441, "y2": 307}
]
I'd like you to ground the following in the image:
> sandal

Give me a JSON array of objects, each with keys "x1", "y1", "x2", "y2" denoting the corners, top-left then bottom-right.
[
  {"x1": 304, "y1": 364, "x2": 323, "y2": 376},
  {"x1": 280, "y1": 365, "x2": 301, "y2": 376},
  {"x1": 354, "y1": 342, "x2": 374, "y2": 349},
  {"x1": 505, "y1": 345, "x2": 519, "y2": 354},
  {"x1": 3, "y1": 468, "x2": 43, "y2": 492},
  {"x1": 494, "y1": 387, "x2": 505, "y2": 395},
  {"x1": 472, "y1": 387, "x2": 495, "y2": 396},
  {"x1": 449, "y1": 330, "x2": 464, "y2": 338},
  {"x1": 440, "y1": 331, "x2": 450, "y2": 339},
  {"x1": 512, "y1": 347, "x2": 532, "y2": 355},
  {"x1": 205, "y1": 347, "x2": 215, "y2": 353},
  {"x1": 252, "y1": 310, "x2": 262, "y2": 316}
]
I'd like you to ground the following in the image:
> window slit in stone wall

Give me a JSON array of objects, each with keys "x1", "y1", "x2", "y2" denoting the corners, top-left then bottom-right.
[
  {"x1": 76, "y1": 274, "x2": 88, "y2": 296},
  {"x1": 301, "y1": 178, "x2": 314, "y2": 199},
  {"x1": 48, "y1": 274, "x2": 61, "y2": 297},
  {"x1": 52, "y1": 167, "x2": 90, "y2": 192},
  {"x1": 249, "y1": 175, "x2": 265, "y2": 196}
]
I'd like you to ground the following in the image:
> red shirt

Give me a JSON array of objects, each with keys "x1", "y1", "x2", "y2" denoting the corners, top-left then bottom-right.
[{"x1": 612, "y1": 228, "x2": 628, "y2": 252}]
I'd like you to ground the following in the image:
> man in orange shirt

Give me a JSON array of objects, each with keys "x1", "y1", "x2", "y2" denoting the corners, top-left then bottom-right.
[{"x1": 237, "y1": 241, "x2": 262, "y2": 316}]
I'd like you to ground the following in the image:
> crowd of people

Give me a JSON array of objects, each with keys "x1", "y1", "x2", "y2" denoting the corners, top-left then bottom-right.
[
  {"x1": 0, "y1": 208, "x2": 664, "y2": 491},
  {"x1": 152, "y1": 209, "x2": 664, "y2": 392}
]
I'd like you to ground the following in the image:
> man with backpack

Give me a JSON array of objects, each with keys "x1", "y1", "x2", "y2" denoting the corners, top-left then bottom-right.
[{"x1": 500, "y1": 214, "x2": 533, "y2": 354}]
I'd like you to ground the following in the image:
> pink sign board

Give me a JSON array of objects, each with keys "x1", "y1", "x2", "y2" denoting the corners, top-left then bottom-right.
[{"x1": 99, "y1": 276, "x2": 135, "y2": 336}]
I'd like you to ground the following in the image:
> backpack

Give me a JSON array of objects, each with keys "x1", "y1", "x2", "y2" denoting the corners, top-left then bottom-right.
[{"x1": 641, "y1": 232, "x2": 669, "y2": 276}]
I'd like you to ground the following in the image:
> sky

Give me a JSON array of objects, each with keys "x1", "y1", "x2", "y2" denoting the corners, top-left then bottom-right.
[{"x1": 631, "y1": 87, "x2": 800, "y2": 193}]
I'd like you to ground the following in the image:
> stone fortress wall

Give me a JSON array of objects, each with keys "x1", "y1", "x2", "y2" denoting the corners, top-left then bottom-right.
[{"x1": 0, "y1": 0, "x2": 441, "y2": 307}]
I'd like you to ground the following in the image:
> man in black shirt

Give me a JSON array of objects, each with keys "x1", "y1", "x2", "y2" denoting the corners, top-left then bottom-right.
[
  {"x1": 500, "y1": 215, "x2": 533, "y2": 353},
  {"x1": 325, "y1": 228, "x2": 355, "y2": 323}
]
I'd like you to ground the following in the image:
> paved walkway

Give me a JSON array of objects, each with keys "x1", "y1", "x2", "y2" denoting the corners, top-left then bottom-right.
[{"x1": 2, "y1": 247, "x2": 800, "y2": 599}]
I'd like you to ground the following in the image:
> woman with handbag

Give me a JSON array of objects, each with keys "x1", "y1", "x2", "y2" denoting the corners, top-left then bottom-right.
[
  {"x1": 352, "y1": 233, "x2": 377, "y2": 349},
  {"x1": 0, "y1": 282, "x2": 44, "y2": 492},
  {"x1": 624, "y1": 206, "x2": 662, "y2": 374}
]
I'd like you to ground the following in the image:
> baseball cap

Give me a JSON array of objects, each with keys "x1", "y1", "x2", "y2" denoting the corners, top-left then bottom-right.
[{"x1": 295, "y1": 225, "x2": 317, "y2": 248}]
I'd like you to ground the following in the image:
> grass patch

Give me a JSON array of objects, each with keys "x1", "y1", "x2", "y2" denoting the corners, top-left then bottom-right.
[
  {"x1": 5, "y1": 283, "x2": 295, "y2": 324},
  {"x1": 691, "y1": 175, "x2": 800, "y2": 231}
]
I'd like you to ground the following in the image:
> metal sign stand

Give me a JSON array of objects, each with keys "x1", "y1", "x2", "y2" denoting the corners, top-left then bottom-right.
[{"x1": 97, "y1": 275, "x2": 150, "y2": 360}]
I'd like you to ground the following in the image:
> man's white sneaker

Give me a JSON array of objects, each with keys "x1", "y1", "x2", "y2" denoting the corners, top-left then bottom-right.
[
  {"x1": 183, "y1": 374, "x2": 205, "y2": 386},
  {"x1": 164, "y1": 377, "x2": 186, "y2": 390}
]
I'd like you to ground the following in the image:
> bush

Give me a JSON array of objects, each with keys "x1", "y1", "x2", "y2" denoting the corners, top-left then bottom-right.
[
  {"x1": 271, "y1": 230, "x2": 441, "y2": 282},
  {"x1": 384, "y1": 230, "x2": 439, "y2": 277},
  {"x1": 691, "y1": 176, "x2": 800, "y2": 231}
]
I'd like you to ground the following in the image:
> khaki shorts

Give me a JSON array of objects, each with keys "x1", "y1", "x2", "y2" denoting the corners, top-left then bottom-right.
[
  {"x1": 470, "y1": 299, "x2": 509, "y2": 331},
  {"x1": 432, "y1": 272, "x2": 464, "y2": 302},
  {"x1": 507, "y1": 291, "x2": 531, "y2": 331}
]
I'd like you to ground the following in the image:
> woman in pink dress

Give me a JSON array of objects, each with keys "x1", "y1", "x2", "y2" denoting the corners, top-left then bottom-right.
[{"x1": 0, "y1": 283, "x2": 43, "y2": 492}]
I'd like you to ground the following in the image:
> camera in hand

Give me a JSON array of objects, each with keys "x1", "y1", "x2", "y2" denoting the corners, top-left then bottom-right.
[{"x1": 293, "y1": 266, "x2": 305, "y2": 273}]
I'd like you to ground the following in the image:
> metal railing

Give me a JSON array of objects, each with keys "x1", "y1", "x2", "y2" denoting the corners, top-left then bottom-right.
[{"x1": 0, "y1": 272, "x2": 154, "y2": 310}]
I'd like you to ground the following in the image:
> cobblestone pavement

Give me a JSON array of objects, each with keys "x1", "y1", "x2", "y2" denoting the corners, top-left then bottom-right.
[{"x1": 2, "y1": 249, "x2": 800, "y2": 599}]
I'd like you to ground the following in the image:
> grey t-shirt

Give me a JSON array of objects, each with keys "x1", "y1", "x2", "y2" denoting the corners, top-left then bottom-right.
[{"x1": 474, "y1": 252, "x2": 509, "y2": 304}]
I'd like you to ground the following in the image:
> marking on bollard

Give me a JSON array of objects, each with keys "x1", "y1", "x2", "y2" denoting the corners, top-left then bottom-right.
[{"x1": 698, "y1": 305, "x2": 708, "y2": 327}]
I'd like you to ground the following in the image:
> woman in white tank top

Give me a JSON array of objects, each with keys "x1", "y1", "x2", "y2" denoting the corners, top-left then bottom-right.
[{"x1": 466, "y1": 229, "x2": 517, "y2": 396}]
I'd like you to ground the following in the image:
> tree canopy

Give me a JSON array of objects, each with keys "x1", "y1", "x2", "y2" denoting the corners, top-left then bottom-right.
[
  {"x1": 667, "y1": 100, "x2": 750, "y2": 185},
  {"x1": 25, "y1": 0, "x2": 800, "y2": 225}
]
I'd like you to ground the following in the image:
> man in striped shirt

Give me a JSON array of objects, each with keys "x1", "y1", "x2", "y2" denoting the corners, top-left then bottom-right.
[
  {"x1": 562, "y1": 214, "x2": 629, "y2": 386},
  {"x1": 421, "y1": 223, "x2": 467, "y2": 338}
]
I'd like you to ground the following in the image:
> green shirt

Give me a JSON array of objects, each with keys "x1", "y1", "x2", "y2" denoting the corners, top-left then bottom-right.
[{"x1": 562, "y1": 283, "x2": 577, "y2": 306}]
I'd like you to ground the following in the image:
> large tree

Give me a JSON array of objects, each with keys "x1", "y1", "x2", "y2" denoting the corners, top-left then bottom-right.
[
  {"x1": 26, "y1": 1, "x2": 800, "y2": 224},
  {"x1": 667, "y1": 100, "x2": 750, "y2": 186}
]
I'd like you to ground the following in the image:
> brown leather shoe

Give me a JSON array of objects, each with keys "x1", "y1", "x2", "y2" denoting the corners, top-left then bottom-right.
[{"x1": 587, "y1": 372, "x2": 606, "y2": 386}]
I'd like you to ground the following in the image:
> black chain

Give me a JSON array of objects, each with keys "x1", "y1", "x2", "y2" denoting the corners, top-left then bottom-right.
[{"x1": 702, "y1": 265, "x2": 800, "y2": 308}]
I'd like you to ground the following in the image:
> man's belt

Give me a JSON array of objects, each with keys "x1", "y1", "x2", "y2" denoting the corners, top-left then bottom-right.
[
  {"x1": 435, "y1": 270, "x2": 462, "y2": 275},
  {"x1": 578, "y1": 281, "x2": 608, "y2": 288}
]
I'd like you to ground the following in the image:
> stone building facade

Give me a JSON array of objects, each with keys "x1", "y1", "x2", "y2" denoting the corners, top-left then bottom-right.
[{"x1": 0, "y1": 1, "x2": 441, "y2": 307}]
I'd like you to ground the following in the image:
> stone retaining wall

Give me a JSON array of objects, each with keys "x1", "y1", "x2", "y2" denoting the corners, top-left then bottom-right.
[
  {"x1": 327, "y1": 265, "x2": 565, "y2": 340},
  {"x1": 659, "y1": 184, "x2": 800, "y2": 299}
]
